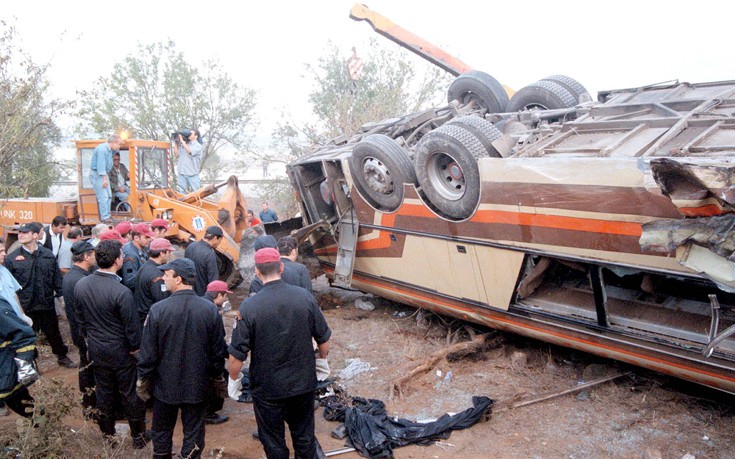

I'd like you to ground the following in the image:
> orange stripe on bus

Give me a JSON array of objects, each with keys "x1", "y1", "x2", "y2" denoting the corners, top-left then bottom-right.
[
  {"x1": 399, "y1": 204, "x2": 643, "y2": 236},
  {"x1": 679, "y1": 204, "x2": 725, "y2": 217},
  {"x1": 315, "y1": 205, "x2": 642, "y2": 255}
]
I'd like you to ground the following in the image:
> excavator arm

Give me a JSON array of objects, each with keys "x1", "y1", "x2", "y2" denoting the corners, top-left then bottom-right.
[{"x1": 349, "y1": 3, "x2": 471, "y2": 77}]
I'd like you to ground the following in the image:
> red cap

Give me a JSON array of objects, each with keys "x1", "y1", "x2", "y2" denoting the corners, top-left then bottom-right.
[
  {"x1": 149, "y1": 238, "x2": 173, "y2": 251},
  {"x1": 207, "y1": 280, "x2": 233, "y2": 294},
  {"x1": 254, "y1": 247, "x2": 280, "y2": 264},
  {"x1": 151, "y1": 218, "x2": 169, "y2": 229},
  {"x1": 115, "y1": 221, "x2": 132, "y2": 236},
  {"x1": 100, "y1": 229, "x2": 126, "y2": 244},
  {"x1": 131, "y1": 223, "x2": 156, "y2": 238}
]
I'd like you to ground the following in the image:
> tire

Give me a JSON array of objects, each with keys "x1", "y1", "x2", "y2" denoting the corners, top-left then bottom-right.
[
  {"x1": 447, "y1": 115, "x2": 503, "y2": 158},
  {"x1": 541, "y1": 75, "x2": 591, "y2": 103},
  {"x1": 415, "y1": 124, "x2": 488, "y2": 219},
  {"x1": 507, "y1": 80, "x2": 577, "y2": 112},
  {"x1": 447, "y1": 71, "x2": 509, "y2": 113},
  {"x1": 349, "y1": 134, "x2": 417, "y2": 211}
]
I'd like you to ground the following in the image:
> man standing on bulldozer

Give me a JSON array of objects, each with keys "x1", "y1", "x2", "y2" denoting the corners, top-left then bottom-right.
[
  {"x1": 89, "y1": 134, "x2": 121, "y2": 223},
  {"x1": 175, "y1": 129, "x2": 203, "y2": 193}
]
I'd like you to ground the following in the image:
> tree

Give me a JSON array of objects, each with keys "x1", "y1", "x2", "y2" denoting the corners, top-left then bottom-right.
[
  {"x1": 76, "y1": 41, "x2": 258, "y2": 177},
  {"x1": 0, "y1": 21, "x2": 68, "y2": 198},
  {"x1": 253, "y1": 39, "x2": 452, "y2": 217}
]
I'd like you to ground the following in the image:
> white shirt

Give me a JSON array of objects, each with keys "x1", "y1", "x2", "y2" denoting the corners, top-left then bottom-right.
[{"x1": 51, "y1": 230, "x2": 63, "y2": 257}]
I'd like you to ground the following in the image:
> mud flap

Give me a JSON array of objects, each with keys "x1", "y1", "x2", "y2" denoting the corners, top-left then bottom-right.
[{"x1": 333, "y1": 211, "x2": 359, "y2": 288}]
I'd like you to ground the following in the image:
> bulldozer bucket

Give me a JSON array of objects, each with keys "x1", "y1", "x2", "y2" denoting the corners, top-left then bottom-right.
[{"x1": 217, "y1": 175, "x2": 248, "y2": 243}]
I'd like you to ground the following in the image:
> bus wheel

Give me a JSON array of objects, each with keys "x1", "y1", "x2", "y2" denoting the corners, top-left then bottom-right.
[{"x1": 349, "y1": 134, "x2": 416, "y2": 211}]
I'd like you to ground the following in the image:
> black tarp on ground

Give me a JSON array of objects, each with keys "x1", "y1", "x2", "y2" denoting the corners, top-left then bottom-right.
[{"x1": 322, "y1": 394, "x2": 494, "y2": 458}]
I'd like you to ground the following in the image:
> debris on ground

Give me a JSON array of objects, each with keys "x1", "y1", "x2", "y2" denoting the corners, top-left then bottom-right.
[
  {"x1": 390, "y1": 334, "x2": 498, "y2": 400},
  {"x1": 339, "y1": 358, "x2": 376, "y2": 380},
  {"x1": 321, "y1": 390, "x2": 493, "y2": 459}
]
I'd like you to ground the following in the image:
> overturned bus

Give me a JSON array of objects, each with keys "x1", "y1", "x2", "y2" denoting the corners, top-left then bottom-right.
[{"x1": 286, "y1": 73, "x2": 735, "y2": 394}]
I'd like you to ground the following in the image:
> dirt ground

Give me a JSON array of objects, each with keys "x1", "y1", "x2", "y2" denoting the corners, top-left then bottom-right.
[{"x1": 2, "y1": 275, "x2": 734, "y2": 459}]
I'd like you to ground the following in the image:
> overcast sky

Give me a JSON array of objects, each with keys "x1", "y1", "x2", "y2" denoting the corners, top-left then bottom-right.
[{"x1": 5, "y1": 0, "x2": 733, "y2": 144}]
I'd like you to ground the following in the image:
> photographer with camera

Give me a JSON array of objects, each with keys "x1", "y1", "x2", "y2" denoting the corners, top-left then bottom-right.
[{"x1": 174, "y1": 128, "x2": 203, "y2": 193}]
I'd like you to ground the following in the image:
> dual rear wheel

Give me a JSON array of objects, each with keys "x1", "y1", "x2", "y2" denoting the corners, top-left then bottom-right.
[{"x1": 348, "y1": 72, "x2": 588, "y2": 220}]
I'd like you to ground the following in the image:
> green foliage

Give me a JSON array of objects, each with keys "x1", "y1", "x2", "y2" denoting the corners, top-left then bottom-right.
[
  {"x1": 76, "y1": 41, "x2": 258, "y2": 176},
  {"x1": 256, "y1": 39, "x2": 451, "y2": 215},
  {"x1": 306, "y1": 39, "x2": 451, "y2": 142},
  {"x1": 0, "y1": 21, "x2": 67, "y2": 198}
]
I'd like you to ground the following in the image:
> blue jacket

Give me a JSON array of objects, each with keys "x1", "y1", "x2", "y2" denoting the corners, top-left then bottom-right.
[
  {"x1": 0, "y1": 297, "x2": 36, "y2": 399},
  {"x1": 90, "y1": 142, "x2": 114, "y2": 176}
]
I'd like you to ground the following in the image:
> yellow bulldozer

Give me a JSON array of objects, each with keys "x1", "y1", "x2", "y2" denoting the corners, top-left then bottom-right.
[{"x1": 0, "y1": 137, "x2": 253, "y2": 285}]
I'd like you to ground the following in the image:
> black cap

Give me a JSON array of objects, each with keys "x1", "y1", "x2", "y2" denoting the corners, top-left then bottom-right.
[
  {"x1": 18, "y1": 223, "x2": 41, "y2": 234},
  {"x1": 158, "y1": 258, "x2": 196, "y2": 278},
  {"x1": 253, "y1": 235, "x2": 277, "y2": 251},
  {"x1": 205, "y1": 225, "x2": 224, "y2": 237},
  {"x1": 71, "y1": 241, "x2": 95, "y2": 256}
]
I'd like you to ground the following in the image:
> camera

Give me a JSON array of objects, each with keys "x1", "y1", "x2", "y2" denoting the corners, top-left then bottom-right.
[{"x1": 170, "y1": 129, "x2": 192, "y2": 143}]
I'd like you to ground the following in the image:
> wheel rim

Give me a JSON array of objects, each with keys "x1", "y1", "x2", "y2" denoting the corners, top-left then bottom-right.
[
  {"x1": 521, "y1": 103, "x2": 550, "y2": 111},
  {"x1": 426, "y1": 152, "x2": 465, "y2": 201},
  {"x1": 362, "y1": 156, "x2": 394, "y2": 195}
]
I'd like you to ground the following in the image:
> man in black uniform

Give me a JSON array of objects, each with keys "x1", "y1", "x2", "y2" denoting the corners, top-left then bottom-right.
[
  {"x1": 200, "y1": 280, "x2": 232, "y2": 425},
  {"x1": 74, "y1": 240, "x2": 148, "y2": 448},
  {"x1": 61, "y1": 240, "x2": 97, "y2": 413},
  {"x1": 277, "y1": 236, "x2": 312, "y2": 293},
  {"x1": 133, "y1": 237, "x2": 172, "y2": 328},
  {"x1": 249, "y1": 236, "x2": 312, "y2": 295},
  {"x1": 184, "y1": 226, "x2": 223, "y2": 296},
  {"x1": 137, "y1": 258, "x2": 228, "y2": 459},
  {"x1": 4, "y1": 223, "x2": 76, "y2": 368},
  {"x1": 228, "y1": 248, "x2": 331, "y2": 459}
]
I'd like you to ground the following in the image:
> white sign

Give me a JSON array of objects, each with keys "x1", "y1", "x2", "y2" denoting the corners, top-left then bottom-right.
[{"x1": 192, "y1": 215, "x2": 207, "y2": 232}]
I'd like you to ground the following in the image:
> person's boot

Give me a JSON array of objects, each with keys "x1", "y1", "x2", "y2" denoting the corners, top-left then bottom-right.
[
  {"x1": 204, "y1": 412, "x2": 229, "y2": 425},
  {"x1": 57, "y1": 355, "x2": 77, "y2": 369},
  {"x1": 315, "y1": 439, "x2": 327, "y2": 459},
  {"x1": 98, "y1": 416, "x2": 117, "y2": 444},
  {"x1": 129, "y1": 419, "x2": 151, "y2": 449}
]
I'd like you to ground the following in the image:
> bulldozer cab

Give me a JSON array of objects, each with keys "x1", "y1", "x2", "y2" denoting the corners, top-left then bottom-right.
[{"x1": 75, "y1": 138, "x2": 173, "y2": 223}]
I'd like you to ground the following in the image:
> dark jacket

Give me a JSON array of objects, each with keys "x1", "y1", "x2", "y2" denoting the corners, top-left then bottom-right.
[
  {"x1": 0, "y1": 297, "x2": 36, "y2": 399},
  {"x1": 229, "y1": 280, "x2": 331, "y2": 400},
  {"x1": 138, "y1": 289, "x2": 227, "y2": 404},
  {"x1": 133, "y1": 259, "x2": 170, "y2": 326},
  {"x1": 184, "y1": 240, "x2": 218, "y2": 296},
  {"x1": 61, "y1": 265, "x2": 91, "y2": 351},
  {"x1": 122, "y1": 241, "x2": 148, "y2": 290},
  {"x1": 74, "y1": 271, "x2": 141, "y2": 368},
  {"x1": 108, "y1": 163, "x2": 129, "y2": 190},
  {"x1": 4, "y1": 245, "x2": 62, "y2": 313}
]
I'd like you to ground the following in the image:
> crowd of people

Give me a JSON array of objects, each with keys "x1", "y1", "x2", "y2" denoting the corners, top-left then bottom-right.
[{"x1": 0, "y1": 216, "x2": 331, "y2": 459}]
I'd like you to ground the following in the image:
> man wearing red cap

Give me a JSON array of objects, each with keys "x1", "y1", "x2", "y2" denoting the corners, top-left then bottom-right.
[
  {"x1": 228, "y1": 248, "x2": 331, "y2": 459},
  {"x1": 115, "y1": 221, "x2": 133, "y2": 242},
  {"x1": 133, "y1": 238, "x2": 172, "y2": 328},
  {"x1": 100, "y1": 229, "x2": 127, "y2": 244},
  {"x1": 198, "y1": 279, "x2": 233, "y2": 426},
  {"x1": 150, "y1": 219, "x2": 169, "y2": 238},
  {"x1": 122, "y1": 223, "x2": 155, "y2": 290}
]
